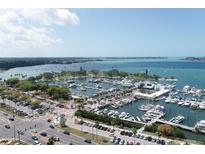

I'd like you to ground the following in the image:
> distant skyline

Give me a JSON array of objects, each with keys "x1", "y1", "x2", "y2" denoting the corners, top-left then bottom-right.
[{"x1": 1, "y1": 9, "x2": 205, "y2": 57}]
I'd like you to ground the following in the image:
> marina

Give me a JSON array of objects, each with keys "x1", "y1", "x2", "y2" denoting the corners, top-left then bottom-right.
[{"x1": 1, "y1": 58, "x2": 205, "y2": 142}]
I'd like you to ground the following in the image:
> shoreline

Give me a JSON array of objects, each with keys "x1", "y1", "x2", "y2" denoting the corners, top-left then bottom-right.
[{"x1": 0, "y1": 68, "x2": 6, "y2": 73}]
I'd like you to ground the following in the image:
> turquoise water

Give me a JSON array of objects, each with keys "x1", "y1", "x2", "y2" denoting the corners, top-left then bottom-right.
[{"x1": 1, "y1": 57, "x2": 205, "y2": 141}]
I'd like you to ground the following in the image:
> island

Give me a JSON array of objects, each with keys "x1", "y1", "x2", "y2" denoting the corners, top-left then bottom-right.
[
  {"x1": 0, "y1": 57, "x2": 102, "y2": 70},
  {"x1": 181, "y1": 57, "x2": 205, "y2": 62}
]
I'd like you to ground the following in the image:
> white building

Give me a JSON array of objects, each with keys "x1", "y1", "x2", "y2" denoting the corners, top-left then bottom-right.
[{"x1": 55, "y1": 114, "x2": 67, "y2": 127}]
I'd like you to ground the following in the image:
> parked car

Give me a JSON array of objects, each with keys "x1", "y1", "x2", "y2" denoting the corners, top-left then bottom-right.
[
  {"x1": 152, "y1": 138, "x2": 157, "y2": 142},
  {"x1": 34, "y1": 140, "x2": 40, "y2": 145},
  {"x1": 136, "y1": 134, "x2": 141, "y2": 138},
  {"x1": 147, "y1": 136, "x2": 152, "y2": 142},
  {"x1": 109, "y1": 133, "x2": 115, "y2": 137},
  {"x1": 3, "y1": 113, "x2": 8, "y2": 116},
  {"x1": 161, "y1": 140, "x2": 166, "y2": 145},
  {"x1": 120, "y1": 131, "x2": 125, "y2": 135},
  {"x1": 119, "y1": 139, "x2": 125, "y2": 145},
  {"x1": 110, "y1": 129, "x2": 115, "y2": 133},
  {"x1": 114, "y1": 138, "x2": 121, "y2": 145},
  {"x1": 49, "y1": 125, "x2": 54, "y2": 129},
  {"x1": 32, "y1": 136, "x2": 38, "y2": 140},
  {"x1": 54, "y1": 137, "x2": 60, "y2": 142},
  {"x1": 5, "y1": 125, "x2": 10, "y2": 129},
  {"x1": 107, "y1": 128, "x2": 111, "y2": 132},
  {"x1": 40, "y1": 132, "x2": 47, "y2": 137},
  {"x1": 156, "y1": 139, "x2": 161, "y2": 144},
  {"x1": 112, "y1": 136, "x2": 117, "y2": 143},
  {"x1": 84, "y1": 139, "x2": 92, "y2": 144},
  {"x1": 127, "y1": 141, "x2": 134, "y2": 145},
  {"x1": 128, "y1": 132, "x2": 133, "y2": 137},
  {"x1": 140, "y1": 135, "x2": 144, "y2": 139},
  {"x1": 63, "y1": 131, "x2": 70, "y2": 135},
  {"x1": 9, "y1": 118, "x2": 14, "y2": 121}
]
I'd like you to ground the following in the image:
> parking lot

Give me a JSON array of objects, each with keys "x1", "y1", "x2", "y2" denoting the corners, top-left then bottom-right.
[{"x1": 71, "y1": 119, "x2": 170, "y2": 145}]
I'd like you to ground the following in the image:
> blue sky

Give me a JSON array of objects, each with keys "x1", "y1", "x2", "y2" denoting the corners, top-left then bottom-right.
[{"x1": 1, "y1": 9, "x2": 205, "y2": 57}]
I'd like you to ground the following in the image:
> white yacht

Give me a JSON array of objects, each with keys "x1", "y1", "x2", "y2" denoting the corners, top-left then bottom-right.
[
  {"x1": 190, "y1": 102, "x2": 199, "y2": 109},
  {"x1": 178, "y1": 101, "x2": 184, "y2": 105},
  {"x1": 69, "y1": 83, "x2": 77, "y2": 88},
  {"x1": 170, "y1": 115, "x2": 185, "y2": 124},
  {"x1": 165, "y1": 98, "x2": 171, "y2": 103},
  {"x1": 199, "y1": 103, "x2": 205, "y2": 110},
  {"x1": 195, "y1": 120, "x2": 205, "y2": 132},
  {"x1": 67, "y1": 80, "x2": 75, "y2": 84},
  {"x1": 183, "y1": 85, "x2": 191, "y2": 93},
  {"x1": 184, "y1": 101, "x2": 191, "y2": 107}
]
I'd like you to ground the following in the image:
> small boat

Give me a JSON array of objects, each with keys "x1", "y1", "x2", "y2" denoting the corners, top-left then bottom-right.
[
  {"x1": 178, "y1": 101, "x2": 184, "y2": 106},
  {"x1": 69, "y1": 84, "x2": 77, "y2": 88},
  {"x1": 170, "y1": 115, "x2": 185, "y2": 124},
  {"x1": 138, "y1": 104, "x2": 154, "y2": 112},
  {"x1": 165, "y1": 99, "x2": 171, "y2": 103},
  {"x1": 96, "y1": 84, "x2": 102, "y2": 89},
  {"x1": 195, "y1": 120, "x2": 205, "y2": 133},
  {"x1": 67, "y1": 80, "x2": 75, "y2": 84},
  {"x1": 184, "y1": 101, "x2": 191, "y2": 107},
  {"x1": 199, "y1": 104, "x2": 205, "y2": 110},
  {"x1": 190, "y1": 102, "x2": 199, "y2": 109}
]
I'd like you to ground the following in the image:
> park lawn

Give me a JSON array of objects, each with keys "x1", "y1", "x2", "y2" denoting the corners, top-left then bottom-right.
[{"x1": 60, "y1": 126, "x2": 111, "y2": 145}]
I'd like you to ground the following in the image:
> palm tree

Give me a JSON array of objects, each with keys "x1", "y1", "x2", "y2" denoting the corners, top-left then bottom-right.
[
  {"x1": 111, "y1": 118, "x2": 117, "y2": 129},
  {"x1": 95, "y1": 121, "x2": 99, "y2": 141},
  {"x1": 132, "y1": 127, "x2": 137, "y2": 143},
  {"x1": 80, "y1": 119, "x2": 84, "y2": 131}
]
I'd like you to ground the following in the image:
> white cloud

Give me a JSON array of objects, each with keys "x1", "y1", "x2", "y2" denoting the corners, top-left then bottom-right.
[
  {"x1": 19, "y1": 9, "x2": 80, "y2": 26},
  {"x1": 0, "y1": 9, "x2": 80, "y2": 49}
]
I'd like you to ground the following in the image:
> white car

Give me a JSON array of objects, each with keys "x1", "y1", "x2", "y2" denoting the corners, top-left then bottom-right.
[
  {"x1": 109, "y1": 133, "x2": 115, "y2": 137},
  {"x1": 34, "y1": 140, "x2": 40, "y2": 145}
]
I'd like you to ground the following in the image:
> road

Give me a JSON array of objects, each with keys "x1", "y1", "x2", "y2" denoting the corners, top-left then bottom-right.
[{"x1": 0, "y1": 110, "x2": 95, "y2": 145}]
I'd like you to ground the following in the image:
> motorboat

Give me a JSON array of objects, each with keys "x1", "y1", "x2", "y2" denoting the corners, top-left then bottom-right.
[
  {"x1": 178, "y1": 101, "x2": 184, "y2": 106},
  {"x1": 184, "y1": 101, "x2": 191, "y2": 107},
  {"x1": 170, "y1": 115, "x2": 185, "y2": 124},
  {"x1": 195, "y1": 120, "x2": 205, "y2": 132}
]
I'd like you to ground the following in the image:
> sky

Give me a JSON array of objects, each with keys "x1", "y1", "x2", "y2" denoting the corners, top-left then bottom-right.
[{"x1": 0, "y1": 8, "x2": 205, "y2": 57}]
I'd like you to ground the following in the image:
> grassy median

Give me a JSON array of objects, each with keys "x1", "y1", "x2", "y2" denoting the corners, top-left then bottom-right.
[{"x1": 60, "y1": 126, "x2": 111, "y2": 145}]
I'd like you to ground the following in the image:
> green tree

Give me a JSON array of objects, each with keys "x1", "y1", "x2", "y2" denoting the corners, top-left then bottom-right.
[
  {"x1": 6, "y1": 78, "x2": 20, "y2": 87},
  {"x1": 47, "y1": 86, "x2": 70, "y2": 100},
  {"x1": 31, "y1": 100, "x2": 41, "y2": 108},
  {"x1": 132, "y1": 127, "x2": 137, "y2": 143},
  {"x1": 47, "y1": 136, "x2": 55, "y2": 145},
  {"x1": 95, "y1": 121, "x2": 99, "y2": 141}
]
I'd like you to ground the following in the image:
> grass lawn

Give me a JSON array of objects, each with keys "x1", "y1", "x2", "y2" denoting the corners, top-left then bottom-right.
[
  {"x1": 0, "y1": 140, "x2": 27, "y2": 145},
  {"x1": 0, "y1": 106, "x2": 24, "y2": 119},
  {"x1": 60, "y1": 126, "x2": 111, "y2": 145}
]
